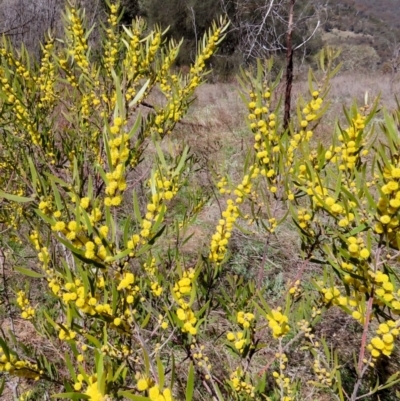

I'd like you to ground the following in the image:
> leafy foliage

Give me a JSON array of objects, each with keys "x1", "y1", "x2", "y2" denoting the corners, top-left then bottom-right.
[{"x1": 1, "y1": 2, "x2": 400, "y2": 401}]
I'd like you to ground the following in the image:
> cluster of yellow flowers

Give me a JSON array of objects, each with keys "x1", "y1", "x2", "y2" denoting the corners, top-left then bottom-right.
[
  {"x1": 117, "y1": 271, "x2": 140, "y2": 306},
  {"x1": 288, "y1": 279, "x2": 302, "y2": 297},
  {"x1": 191, "y1": 344, "x2": 212, "y2": 374},
  {"x1": 249, "y1": 90, "x2": 277, "y2": 177},
  {"x1": 286, "y1": 91, "x2": 322, "y2": 167},
  {"x1": 74, "y1": 374, "x2": 106, "y2": 401},
  {"x1": 267, "y1": 309, "x2": 290, "y2": 338},
  {"x1": 173, "y1": 269, "x2": 195, "y2": 299},
  {"x1": 16, "y1": 290, "x2": 35, "y2": 319},
  {"x1": 226, "y1": 331, "x2": 247, "y2": 352},
  {"x1": 62, "y1": 278, "x2": 98, "y2": 315},
  {"x1": 175, "y1": 305, "x2": 197, "y2": 336},
  {"x1": 272, "y1": 352, "x2": 293, "y2": 401},
  {"x1": 374, "y1": 164, "x2": 400, "y2": 242},
  {"x1": 304, "y1": 181, "x2": 358, "y2": 230},
  {"x1": 312, "y1": 358, "x2": 334, "y2": 387},
  {"x1": 142, "y1": 32, "x2": 161, "y2": 70},
  {"x1": 346, "y1": 235, "x2": 370, "y2": 259},
  {"x1": 138, "y1": 169, "x2": 179, "y2": 240},
  {"x1": 59, "y1": 327, "x2": 77, "y2": 341},
  {"x1": 105, "y1": 116, "x2": 129, "y2": 206},
  {"x1": 367, "y1": 320, "x2": 400, "y2": 359},
  {"x1": 189, "y1": 26, "x2": 221, "y2": 76},
  {"x1": 229, "y1": 367, "x2": 255, "y2": 398},
  {"x1": 123, "y1": 24, "x2": 142, "y2": 84},
  {"x1": 173, "y1": 269, "x2": 197, "y2": 335},
  {"x1": 325, "y1": 113, "x2": 367, "y2": 172},
  {"x1": 372, "y1": 271, "x2": 400, "y2": 310},
  {"x1": 37, "y1": 40, "x2": 57, "y2": 109},
  {"x1": 297, "y1": 208, "x2": 313, "y2": 233},
  {"x1": 0, "y1": 351, "x2": 41, "y2": 379},
  {"x1": 317, "y1": 278, "x2": 366, "y2": 324},
  {"x1": 38, "y1": 195, "x2": 55, "y2": 216},
  {"x1": 67, "y1": 7, "x2": 89, "y2": 71},
  {"x1": 209, "y1": 199, "x2": 239, "y2": 263},
  {"x1": 29, "y1": 230, "x2": 41, "y2": 250},
  {"x1": 103, "y1": 3, "x2": 120, "y2": 73},
  {"x1": 237, "y1": 311, "x2": 255, "y2": 328},
  {"x1": 137, "y1": 377, "x2": 174, "y2": 401},
  {"x1": 0, "y1": 58, "x2": 40, "y2": 145}
]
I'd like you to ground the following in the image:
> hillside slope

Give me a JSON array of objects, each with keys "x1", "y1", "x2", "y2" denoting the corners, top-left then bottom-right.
[{"x1": 320, "y1": 0, "x2": 400, "y2": 63}]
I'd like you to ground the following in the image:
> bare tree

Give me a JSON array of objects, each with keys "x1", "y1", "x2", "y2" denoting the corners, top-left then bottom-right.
[
  {"x1": 0, "y1": 0, "x2": 104, "y2": 58},
  {"x1": 220, "y1": 0, "x2": 325, "y2": 132},
  {"x1": 220, "y1": 0, "x2": 324, "y2": 62},
  {"x1": 284, "y1": 0, "x2": 295, "y2": 129}
]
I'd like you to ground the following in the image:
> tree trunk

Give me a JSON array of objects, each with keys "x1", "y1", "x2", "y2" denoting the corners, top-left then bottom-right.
[{"x1": 284, "y1": 0, "x2": 296, "y2": 131}]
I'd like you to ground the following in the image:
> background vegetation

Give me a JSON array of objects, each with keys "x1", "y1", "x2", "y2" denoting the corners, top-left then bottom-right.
[{"x1": 1, "y1": 0, "x2": 399, "y2": 75}]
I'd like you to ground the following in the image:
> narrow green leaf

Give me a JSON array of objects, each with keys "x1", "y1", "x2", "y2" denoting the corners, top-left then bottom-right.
[
  {"x1": 133, "y1": 191, "x2": 143, "y2": 224},
  {"x1": 51, "y1": 393, "x2": 90, "y2": 400},
  {"x1": 14, "y1": 266, "x2": 44, "y2": 278},
  {"x1": 157, "y1": 356, "x2": 165, "y2": 389},
  {"x1": 186, "y1": 362, "x2": 195, "y2": 401},
  {"x1": 141, "y1": 312, "x2": 151, "y2": 329},
  {"x1": 28, "y1": 156, "x2": 38, "y2": 191},
  {"x1": 129, "y1": 79, "x2": 150, "y2": 108},
  {"x1": 0, "y1": 337, "x2": 10, "y2": 361},
  {"x1": 50, "y1": 180, "x2": 63, "y2": 211},
  {"x1": 0, "y1": 376, "x2": 5, "y2": 396},
  {"x1": 0, "y1": 190, "x2": 33, "y2": 203},
  {"x1": 117, "y1": 392, "x2": 150, "y2": 401},
  {"x1": 113, "y1": 362, "x2": 127, "y2": 382}
]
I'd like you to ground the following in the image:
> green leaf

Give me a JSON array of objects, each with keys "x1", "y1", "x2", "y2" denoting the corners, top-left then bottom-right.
[
  {"x1": 107, "y1": 248, "x2": 131, "y2": 262},
  {"x1": 113, "y1": 362, "x2": 127, "y2": 382},
  {"x1": 35, "y1": 208, "x2": 55, "y2": 225},
  {"x1": 133, "y1": 191, "x2": 143, "y2": 224},
  {"x1": 96, "y1": 352, "x2": 104, "y2": 392},
  {"x1": 111, "y1": 68, "x2": 125, "y2": 117},
  {"x1": 27, "y1": 156, "x2": 38, "y2": 192},
  {"x1": 0, "y1": 376, "x2": 5, "y2": 396},
  {"x1": 44, "y1": 311, "x2": 58, "y2": 330},
  {"x1": 186, "y1": 362, "x2": 195, "y2": 401},
  {"x1": 174, "y1": 146, "x2": 189, "y2": 176},
  {"x1": 0, "y1": 337, "x2": 10, "y2": 361},
  {"x1": 129, "y1": 79, "x2": 150, "y2": 108},
  {"x1": 141, "y1": 312, "x2": 151, "y2": 329},
  {"x1": 157, "y1": 356, "x2": 165, "y2": 389},
  {"x1": 0, "y1": 190, "x2": 33, "y2": 203},
  {"x1": 127, "y1": 113, "x2": 142, "y2": 140},
  {"x1": 14, "y1": 266, "x2": 44, "y2": 278},
  {"x1": 65, "y1": 353, "x2": 77, "y2": 382},
  {"x1": 50, "y1": 180, "x2": 63, "y2": 211},
  {"x1": 117, "y1": 392, "x2": 150, "y2": 401},
  {"x1": 85, "y1": 333, "x2": 101, "y2": 349},
  {"x1": 51, "y1": 393, "x2": 90, "y2": 400}
]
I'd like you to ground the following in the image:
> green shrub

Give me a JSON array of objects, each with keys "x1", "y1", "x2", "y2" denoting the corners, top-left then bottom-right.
[{"x1": 1, "y1": 3, "x2": 400, "y2": 401}]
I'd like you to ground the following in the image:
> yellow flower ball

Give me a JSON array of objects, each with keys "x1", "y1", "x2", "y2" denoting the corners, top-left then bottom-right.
[
  {"x1": 137, "y1": 378, "x2": 149, "y2": 391},
  {"x1": 348, "y1": 243, "x2": 359, "y2": 253}
]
